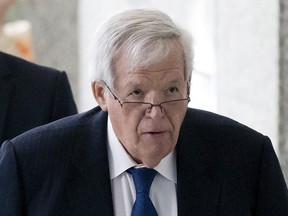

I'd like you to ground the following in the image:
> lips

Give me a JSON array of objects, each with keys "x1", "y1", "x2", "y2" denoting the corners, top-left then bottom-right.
[
  {"x1": 142, "y1": 130, "x2": 167, "y2": 136},
  {"x1": 146, "y1": 131, "x2": 163, "y2": 135},
  {"x1": 140, "y1": 122, "x2": 170, "y2": 135},
  {"x1": 143, "y1": 129, "x2": 165, "y2": 134}
]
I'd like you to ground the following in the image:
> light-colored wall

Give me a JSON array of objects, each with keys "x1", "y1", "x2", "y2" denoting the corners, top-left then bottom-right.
[
  {"x1": 17, "y1": 0, "x2": 79, "y2": 103},
  {"x1": 279, "y1": 0, "x2": 288, "y2": 180},
  {"x1": 216, "y1": 0, "x2": 279, "y2": 151}
]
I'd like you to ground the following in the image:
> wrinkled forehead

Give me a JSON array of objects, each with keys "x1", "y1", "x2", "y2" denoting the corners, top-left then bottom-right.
[
  {"x1": 111, "y1": 43, "x2": 186, "y2": 90},
  {"x1": 112, "y1": 39, "x2": 185, "y2": 76}
]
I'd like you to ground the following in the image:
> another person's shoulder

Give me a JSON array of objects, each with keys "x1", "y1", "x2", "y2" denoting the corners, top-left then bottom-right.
[{"x1": 0, "y1": 51, "x2": 64, "y2": 80}]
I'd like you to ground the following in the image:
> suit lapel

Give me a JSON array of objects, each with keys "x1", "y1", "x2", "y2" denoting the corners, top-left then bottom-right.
[
  {"x1": 65, "y1": 112, "x2": 114, "y2": 216},
  {"x1": 0, "y1": 52, "x2": 12, "y2": 144},
  {"x1": 176, "y1": 119, "x2": 221, "y2": 216},
  {"x1": 66, "y1": 161, "x2": 114, "y2": 216}
]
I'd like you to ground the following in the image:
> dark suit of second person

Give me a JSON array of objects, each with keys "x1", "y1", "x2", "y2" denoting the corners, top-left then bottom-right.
[{"x1": 0, "y1": 51, "x2": 77, "y2": 145}]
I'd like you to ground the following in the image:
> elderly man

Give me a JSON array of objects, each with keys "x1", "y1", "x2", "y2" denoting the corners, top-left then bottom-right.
[{"x1": 0, "y1": 9, "x2": 287, "y2": 216}]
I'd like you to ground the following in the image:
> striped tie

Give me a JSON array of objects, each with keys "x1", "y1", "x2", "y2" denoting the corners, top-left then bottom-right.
[{"x1": 127, "y1": 167, "x2": 158, "y2": 216}]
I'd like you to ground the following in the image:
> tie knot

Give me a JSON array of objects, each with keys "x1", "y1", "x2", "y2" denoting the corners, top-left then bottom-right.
[{"x1": 127, "y1": 167, "x2": 157, "y2": 194}]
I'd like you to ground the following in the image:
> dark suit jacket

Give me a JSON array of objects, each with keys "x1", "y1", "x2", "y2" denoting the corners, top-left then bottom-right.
[
  {"x1": 0, "y1": 52, "x2": 77, "y2": 144},
  {"x1": 0, "y1": 107, "x2": 287, "y2": 216}
]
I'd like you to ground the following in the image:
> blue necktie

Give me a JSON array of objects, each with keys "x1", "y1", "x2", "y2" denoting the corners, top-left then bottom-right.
[{"x1": 127, "y1": 167, "x2": 158, "y2": 216}]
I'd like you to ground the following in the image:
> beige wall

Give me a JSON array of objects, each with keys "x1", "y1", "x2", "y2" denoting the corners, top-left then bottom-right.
[
  {"x1": 217, "y1": 0, "x2": 279, "y2": 151},
  {"x1": 17, "y1": 0, "x2": 79, "y2": 103},
  {"x1": 279, "y1": 0, "x2": 288, "y2": 180}
]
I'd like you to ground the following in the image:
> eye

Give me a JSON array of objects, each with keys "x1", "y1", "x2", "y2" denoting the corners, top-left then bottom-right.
[
  {"x1": 130, "y1": 89, "x2": 142, "y2": 96},
  {"x1": 168, "y1": 87, "x2": 179, "y2": 93}
]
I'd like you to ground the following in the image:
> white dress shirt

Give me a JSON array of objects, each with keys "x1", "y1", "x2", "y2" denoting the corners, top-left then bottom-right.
[{"x1": 107, "y1": 117, "x2": 178, "y2": 216}]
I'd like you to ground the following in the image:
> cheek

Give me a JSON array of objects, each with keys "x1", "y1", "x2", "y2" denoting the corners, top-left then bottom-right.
[
  {"x1": 170, "y1": 110, "x2": 187, "y2": 137},
  {"x1": 171, "y1": 107, "x2": 186, "y2": 124},
  {"x1": 108, "y1": 109, "x2": 142, "y2": 143}
]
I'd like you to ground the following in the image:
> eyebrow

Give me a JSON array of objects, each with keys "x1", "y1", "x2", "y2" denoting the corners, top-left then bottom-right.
[
  {"x1": 160, "y1": 77, "x2": 185, "y2": 85},
  {"x1": 124, "y1": 79, "x2": 183, "y2": 88}
]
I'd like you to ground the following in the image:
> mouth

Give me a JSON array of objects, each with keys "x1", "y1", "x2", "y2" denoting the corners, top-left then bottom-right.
[
  {"x1": 147, "y1": 131, "x2": 162, "y2": 134},
  {"x1": 143, "y1": 131, "x2": 167, "y2": 136}
]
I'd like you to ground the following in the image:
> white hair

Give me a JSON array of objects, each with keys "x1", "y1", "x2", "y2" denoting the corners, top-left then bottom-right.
[{"x1": 89, "y1": 9, "x2": 194, "y2": 89}]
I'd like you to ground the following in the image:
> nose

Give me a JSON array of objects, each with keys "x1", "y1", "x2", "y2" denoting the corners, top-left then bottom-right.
[
  {"x1": 144, "y1": 92, "x2": 166, "y2": 116},
  {"x1": 147, "y1": 104, "x2": 164, "y2": 112},
  {"x1": 145, "y1": 103, "x2": 165, "y2": 118}
]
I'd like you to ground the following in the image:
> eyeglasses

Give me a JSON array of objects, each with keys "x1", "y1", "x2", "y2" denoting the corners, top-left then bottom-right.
[{"x1": 104, "y1": 82, "x2": 190, "y2": 112}]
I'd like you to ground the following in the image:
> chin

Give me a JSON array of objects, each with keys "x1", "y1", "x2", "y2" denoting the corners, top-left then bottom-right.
[
  {"x1": 142, "y1": 158, "x2": 162, "y2": 168},
  {"x1": 142, "y1": 149, "x2": 171, "y2": 168}
]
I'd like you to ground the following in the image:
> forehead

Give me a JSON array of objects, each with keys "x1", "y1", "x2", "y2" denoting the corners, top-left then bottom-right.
[{"x1": 114, "y1": 44, "x2": 185, "y2": 86}]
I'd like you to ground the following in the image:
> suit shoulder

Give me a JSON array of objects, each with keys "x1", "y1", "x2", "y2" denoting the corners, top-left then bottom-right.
[
  {"x1": 3, "y1": 52, "x2": 74, "y2": 105},
  {"x1": 11, "y1": 107, "x2": 106, "y2": 151},
  {"x1": 184, "y1": 108, "x2": 264, "y2": 138},
  {"x1": 1, "y1": 51, "x2": 65, "y2": 80},
  {"x1": 180, "y1": 109, "x2": 274, "y2": 169}
]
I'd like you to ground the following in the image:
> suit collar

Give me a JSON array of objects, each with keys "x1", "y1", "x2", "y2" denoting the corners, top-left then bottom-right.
[
  {"x1": 176, "y1": 113, "x2": 221, "y2": 216},
  {"x1": 0, "y1": 52, "x2": 12, "y2": 143},
  {"x1": 65, "y1": 161, "x2": 114, "y2": 216},
  {"x1": 65, "y1": 110, "x2": 114, "y2": 215}
]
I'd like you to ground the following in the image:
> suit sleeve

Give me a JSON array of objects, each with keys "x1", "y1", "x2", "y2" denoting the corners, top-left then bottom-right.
[
  {"x1": 51, "y1": 71, "x2": 78, "y2": 121},
  {"x1": 256, "y1": 136, "x2": 288, "y2": 215},
  {"x1": 0, "y1": 141, "x2": 25, "y2": 216}
]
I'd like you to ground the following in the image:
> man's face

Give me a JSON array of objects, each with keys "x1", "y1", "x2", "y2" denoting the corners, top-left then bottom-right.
[{"x1": 94, "y1": 44, "x2": 189, "y2": 168}]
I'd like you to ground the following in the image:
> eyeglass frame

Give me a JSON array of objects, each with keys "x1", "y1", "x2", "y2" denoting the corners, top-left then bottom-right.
[{"x1": 103, "y1": 81, "x2": 190, "y2": 112}]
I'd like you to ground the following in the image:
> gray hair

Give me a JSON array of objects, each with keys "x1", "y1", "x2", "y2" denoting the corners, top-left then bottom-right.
[{"x1": 89, "y1": 9, "x2": 194, "y2": 88}]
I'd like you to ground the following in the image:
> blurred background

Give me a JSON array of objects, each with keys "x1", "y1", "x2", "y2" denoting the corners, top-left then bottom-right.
[{"x1": 1, "y1": 0, "x2": 288, "y2": 181}]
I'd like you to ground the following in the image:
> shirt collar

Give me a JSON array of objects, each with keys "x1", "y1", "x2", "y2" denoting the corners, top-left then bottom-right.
[{"x1": 107, "y1": 117, "x2": 177, "y2": 183}]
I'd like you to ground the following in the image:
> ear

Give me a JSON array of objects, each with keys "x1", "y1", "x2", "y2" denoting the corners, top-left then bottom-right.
[{"x1": 91, "y1": 81, "x2": 108, "y2": 111}]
